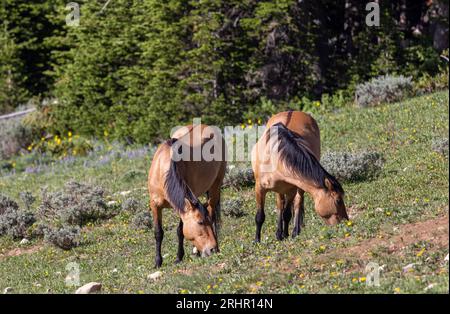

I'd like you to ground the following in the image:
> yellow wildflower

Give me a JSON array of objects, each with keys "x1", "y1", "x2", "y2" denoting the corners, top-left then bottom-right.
[{"x1": 416, "y1": 248, "x2": 425, "y2": 257}]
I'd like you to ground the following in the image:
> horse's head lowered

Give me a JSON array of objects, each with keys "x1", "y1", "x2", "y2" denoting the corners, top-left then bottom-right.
[
  {"x1": 314, "y1": 177, "x2": 348, "y2": 225},
  {"x1": 180, "y1": 201, "x2": 218, "y2": 257}
]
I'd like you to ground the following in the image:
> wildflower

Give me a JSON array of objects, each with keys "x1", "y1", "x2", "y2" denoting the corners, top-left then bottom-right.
[
  {"x1": 27, "y1": 145, "x2": 33, "y2": 151},
  {"x1": 393, "y1": 287, "x2": 401, "y2": 293},
  {"x1": 258, "y1": 118, "x2": 262, "y2": 125},
  {"x1": 352, "y1": 278, "x2": 358, "y2": 283},
  {"x1": 248, "y1": 119, "x2": 252, "y2": 124},
  {"x1": 68, "y1": 131, "x2": 72, "y2": 137},
  {"x1": 256, "y1": 281, "x2": 263, "y2": 286},
  {"x1": 180, "y1": 289, "x2": 188, "y2": 294},
  {"x1": 346, "y1": 220, "x2": 353, "y2": 227},
  {"x1": 314, "y1": 101, "x2": 321, "y2": 107},
  {"x1": 417, "y1": 248, "x2": 425, "y2": 257},
  {"x1": 359, "y1": 277, "x2": 366, "y2": 283},
  {"x1": 386, "y1": 211, "x2": 392, "y2": 216},
  {"x1": 104, "y1": 130, "x2": 109, "y2": 137},
  {"x1": 345, "y1": 233, "x2": 351, "y2": 238},
  {"x1": 241, "y1": 124, "x2": 245, "y2": 129}
]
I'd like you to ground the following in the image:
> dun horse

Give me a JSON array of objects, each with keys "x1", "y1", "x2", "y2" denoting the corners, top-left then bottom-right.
[
  {"x1": 251, "y1": 111, "x2": 348, "y2": 242},
  {"x1": 148, "y1": 124, "x2": 226, "y2": 268}
]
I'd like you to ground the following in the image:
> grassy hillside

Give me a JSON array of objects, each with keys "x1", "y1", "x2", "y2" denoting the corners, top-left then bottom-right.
[{"x1": 0, "y1": 91, "x2": 448, "y2": 294}]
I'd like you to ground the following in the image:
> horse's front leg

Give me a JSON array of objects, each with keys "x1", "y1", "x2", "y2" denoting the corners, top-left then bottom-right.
[
  {"x1": 175, "y1": 219, "x2": 184, "y2": 263},
  {"x1": 151, "y1": 201, "x2": 164, "y2": 268},
  {"x1": 255, "y1": 184, "x2": 267, "y2": 243}
]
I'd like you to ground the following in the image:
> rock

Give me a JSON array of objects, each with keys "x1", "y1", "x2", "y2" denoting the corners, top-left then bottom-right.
[
  {"x1": 20, "y1": 238, "x2": 30, "y2": 245},
  {"x1": 445, "y1": 254, "x2": 449, "y2": 262},
  {"x1": 424, "y1": 283, "x2": 436, "y2": 292},
  {"x1": 147, "y1": 271, "x2": 163, "y2": 280},
  {"x1": 192, "y1": 247, "x2": 198, "y2": 255},
  {"x1": 402, "y1": 263, "x2": 415, "y2": 273},
  {"x1": 3, "y1": 287, "x2": 13, "y2": 294},
  {"x1": 75, "y1": 282, "x2": 102, "y2": 294},
  {"x1": 112, "y1": 268, "x2": 118, "y2": 274},
  {"x1": 107, "y1": 201, "x2": 118, "y2": 206}
]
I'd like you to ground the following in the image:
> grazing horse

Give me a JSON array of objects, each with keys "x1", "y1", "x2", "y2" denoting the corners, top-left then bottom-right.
[
  {"x1": 148, "y1": 124, "x2": 226, "y2": 268},
  {"x1": 251, "y1": 111, "x2": 348, "y2": 242}
]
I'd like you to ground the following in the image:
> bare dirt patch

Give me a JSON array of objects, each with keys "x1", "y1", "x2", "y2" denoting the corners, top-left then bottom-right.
[
  {"x1": 324, "y1": 215, "x2": 449, "y2": 262},
  {"x1": 0, "y1": 244, "x2": 43, "y2": 260}
]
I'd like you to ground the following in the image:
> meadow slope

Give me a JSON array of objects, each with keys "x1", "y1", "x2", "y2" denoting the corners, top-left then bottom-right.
[{"x1": 0, "y1": 91, "x2": 449, "y2": 294}]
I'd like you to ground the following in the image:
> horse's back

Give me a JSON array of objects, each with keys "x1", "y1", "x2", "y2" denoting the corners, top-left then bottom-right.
[
  {"x1": 148, "y1": 124, "x2": 226, "y2": 203},
  {"x1": 266, "y1": 111, "x2": 320, "y2": 159}
]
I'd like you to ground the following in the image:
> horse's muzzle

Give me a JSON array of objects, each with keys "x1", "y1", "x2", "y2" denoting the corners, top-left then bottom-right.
[{"x1": 201, "y1": 247, "x2": 218, "y2": 258}]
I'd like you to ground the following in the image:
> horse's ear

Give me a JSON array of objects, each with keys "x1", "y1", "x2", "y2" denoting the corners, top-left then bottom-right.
[{"x1": 324, "y1": 178, "x2": 334, "y2": 191}]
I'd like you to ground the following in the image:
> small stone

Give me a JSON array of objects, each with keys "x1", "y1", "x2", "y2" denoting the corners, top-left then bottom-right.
[
  {"x1": 424, "y1": 283, "x2": 436, "y2": 291},
  {"x1": 75, "y1": 282, "x2": 102, "y2": 294},
  {"x1": 20, "y1": 238, "x2": 30, "y2": 245},
  {"x1": 3, "y1": 287, "x2": 13, "y2": 294},
  {"x1": 147, "y1": 271, "x2": 163, "y2": 280},
  {"x1": 402, "y1": 263, "x2": 415, "y2": 273}
]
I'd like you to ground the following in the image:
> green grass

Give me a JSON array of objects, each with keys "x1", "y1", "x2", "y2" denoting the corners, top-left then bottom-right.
[{"x1": 0, "y1": 91, "x2": 448, "y2": 294}]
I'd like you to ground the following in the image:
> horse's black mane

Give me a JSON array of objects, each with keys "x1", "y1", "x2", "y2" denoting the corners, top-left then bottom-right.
[
  {"x1": 269, "y1": 122, "x2": 344, "y2": 194},
  {"x1": 164, "y1": 139, "x2": 209, "y2": 218}
]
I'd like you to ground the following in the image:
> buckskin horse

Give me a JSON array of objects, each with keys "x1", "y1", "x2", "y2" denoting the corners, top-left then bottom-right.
[
  {"x1": 251, "y1": 111, "x2": 348, "y2": 242},
  {"x1": 148, "y1": 124, "x2": 226, "y2": 267}
]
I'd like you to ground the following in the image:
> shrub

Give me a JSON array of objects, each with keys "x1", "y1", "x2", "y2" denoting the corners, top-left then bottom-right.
[
  {"x1": 432, "y1": 138, "x2": 449, "y2": 157},
  {"x1": 121, "y1": 198, "x2": 141, "y2": 213},
  {"x1": 0, "y1": 194, "x2": 19, "y2": 215},
  {"x1": 37, "y1": 181, "x2": 114, "y2": 227},
  {"x1": 223, "y1": 199, "x2": 245, "y2": 218},
  {"x1": 355, "y1": 75, "x2": 413, "y2": 108},
  {"x1": 131, "y1": 211, "x2": 152, "y2": 230},
  {"x1": 19, "y1": 191, "x2": 36, "y2": 210},
  {"x1": 0, "y1": 118, "x2": 33, "y2": 159},
  {"x1": 44, "y1": 226, "x2": 81, "y2": 250},
  {"x1": 223, "y1": 167, "x2": 255, "y2": 189},
  {"x1": 0, "y1": 207, "x2": 36, "y2": 239},
  {"x1": 321, "y1": 151, "x2": 384, "y2": 182}
]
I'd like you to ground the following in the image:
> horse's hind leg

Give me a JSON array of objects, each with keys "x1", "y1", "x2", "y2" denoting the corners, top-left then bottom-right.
[
  {"x1": 207, "y1": 163, "x2": 226, "y2": 239},
  {"x1": 175, "y1": 219, "x2": 185, "y2": 263},
  {"x1": 292, "y1": 190, "x2": 305, "y2": 238},
  {"x1": 254, "y1": 184, "x2": 267, "y2": 243},
  {"x1": 151, "y1": 200, "x2": 164, "y2": 268},
  {"x1": 282, "y1": 192, "x2": 295, "y2": 239},
  {"x1": 275, "y1": 193, "x2": 285, "y2": 241}
]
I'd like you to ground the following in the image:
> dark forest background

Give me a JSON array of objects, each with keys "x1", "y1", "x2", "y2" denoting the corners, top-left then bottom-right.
[{"x1": 0, "y1": 0, "x2": 448, "y2": 143}]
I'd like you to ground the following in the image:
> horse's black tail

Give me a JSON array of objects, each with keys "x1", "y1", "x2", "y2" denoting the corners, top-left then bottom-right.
[{"x1": 268, "y1": 122, "x2": 343, "y2": 193}]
